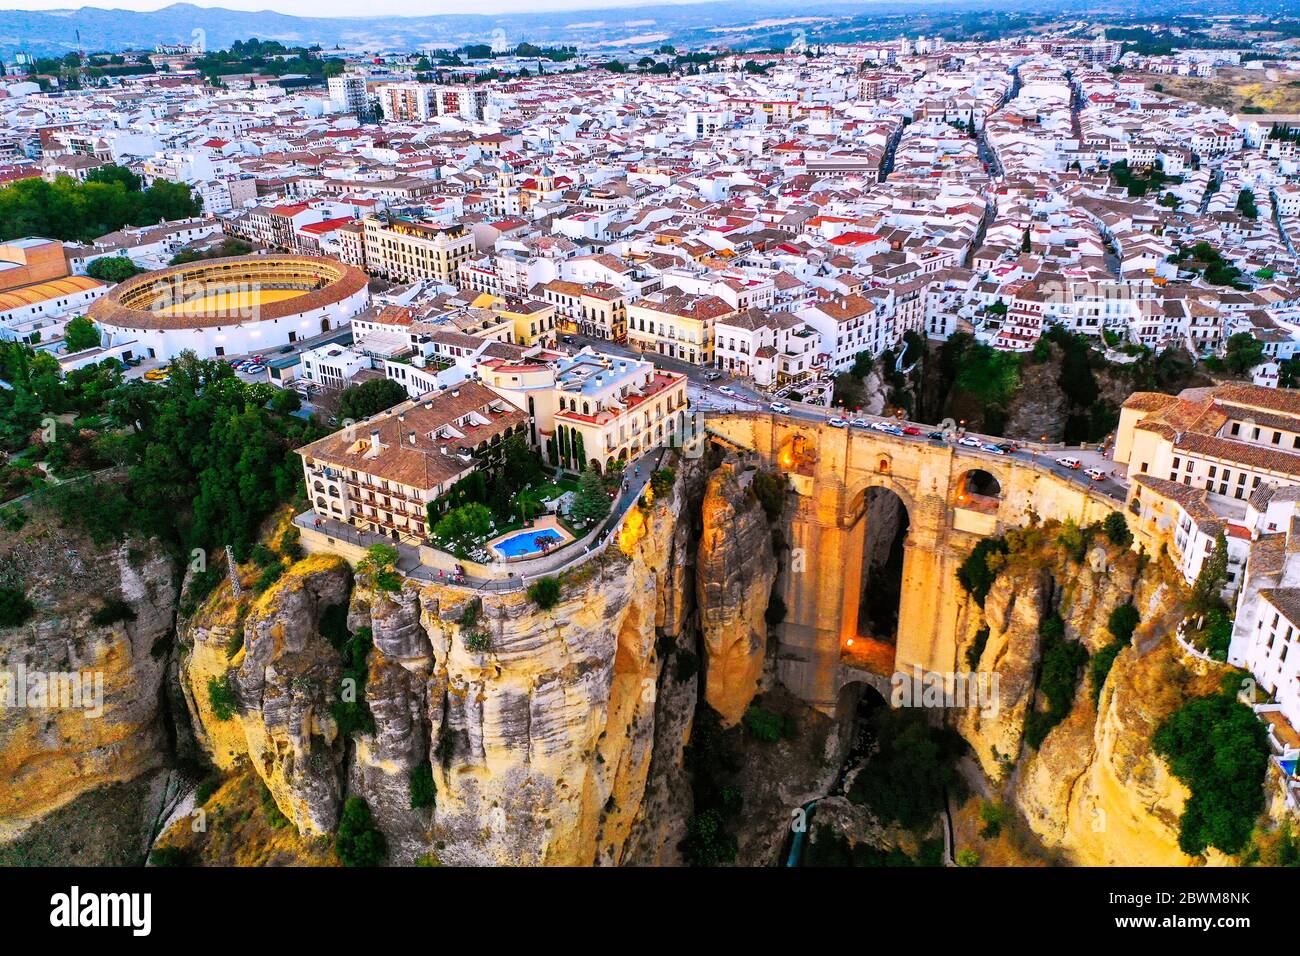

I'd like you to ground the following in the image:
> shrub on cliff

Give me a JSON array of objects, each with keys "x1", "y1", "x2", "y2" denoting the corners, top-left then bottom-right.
[
  {"x1": 0, "y1": 586, "x2": 34, "y2": 627},
  {"x1": 335, "y1": 797, "x2": 386, "y2": 867},
  {"x1": 743, "y1": 704, "x2": 796, "y2": 742},
  {"x1": 956, "y1": 538, "x2": 1008, "y2": 606},
  {"x1": 1023, "y1": 613, "x2": 1088, "y2": 749},
  {"x1": 649, "y1": 466, "x2": 676, "y2": 498},
  {"x1": 90, "y1": 598, "x2": 136, "y2": 627},
  {"x1": 1107, "y1": 603, "x2": 1140, "y2": 644},
  {"x1": 332, "y1": 626, "x2": 375, "y2": 738},
  {"x1": 527, "y1": 576, "x2": 561, "y2": 610},
  {"x1": 1103, "y1": 511, "x2": 1132, "y2": 547},
  {"x1": 207, "y1": 672, "x2": 238, "y2": 721},
  {"x1": 1088, "y1": 641, "x2": 1125, "y2": 706},
  {"x1": 1153, "y1": 683, "x2": 1270, "y2": 856},
  {"x1": 751, "y1": 471, "x2": 786, "y2": 522},
  {"x1": 409, "y1": 760, "x2": 436, "y2": 810}
]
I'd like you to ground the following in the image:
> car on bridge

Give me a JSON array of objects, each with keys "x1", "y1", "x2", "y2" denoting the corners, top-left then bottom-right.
[
  {"x1": 769, "y1": 401, "x2": 791, "y2": 413},
  {"x1": 850, "y1": 418, "x2": 870, "y2": 429},
  {"x1": 957, "y1": 435, "x2": 982, "y2": 448},
  {"x1": 902, "y1": 425, "x2": 923, "y2": 436},
  {"x1": 828, "y1": 417, "x2": 848, "y2": 428},
  {"x1": 981, "y1": 443, "x2": 1005, "y2": 454},
  {"x1": 1058, "y1": 456, "x2": 1082, "y2": 470},
  {"x1": 1085, "y1": 467, "x2": 1107, "y2": 482}
]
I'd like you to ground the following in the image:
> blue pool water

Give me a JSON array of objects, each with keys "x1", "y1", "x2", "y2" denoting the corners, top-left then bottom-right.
[{"x1": 493, "y1": 528, "x2": 565, "y2": 558}]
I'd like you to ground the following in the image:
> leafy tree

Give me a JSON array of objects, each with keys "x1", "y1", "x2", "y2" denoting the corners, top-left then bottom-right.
[
  {"x1": 335, "y1": 796, "x2": 387, "y2": 866},
  {"x1": 0, "y1": 166, "x2": 201, "y2": 243},
  {"x1": 1190, "y1": 531, "x2": 1229, "y2": 615},
  {"x1": 1153, "y1": 685, "x2": 1270, "y2": 855},
  {"x1": 433, "y1": 502, "x2": 494, "y2": 544},
  {"x1": 1223, "y1": 332, "x2": 1265, "y2": 375},
  {"x1": 1102, "y1": 511, "x2": 1132, "y2": 547},
  {"x1": 269, "y1": 388, "x2": 301, "y2": 414},
  {"x1": 85, "y1": 256, "x2": 141, "y2": 283},
  {"x1": 337, "y1": 378, "x2": 407, "y2": 422},
  {"x1": 847, "y1": 708, "x2": 964, "y2": 830},
  {"x1": 61, "y1": 316, "x2": 102, "y2": 353}
]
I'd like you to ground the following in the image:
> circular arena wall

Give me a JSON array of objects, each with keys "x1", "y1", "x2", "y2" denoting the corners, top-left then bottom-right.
[{"x1": 89, "y1": 254, "x2": 370, "y2": 360}]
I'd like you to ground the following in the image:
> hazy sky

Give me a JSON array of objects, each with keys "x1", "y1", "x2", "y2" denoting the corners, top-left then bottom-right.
[{"x1": 0, "y1": 0, "x2": 718, "y2": 13}]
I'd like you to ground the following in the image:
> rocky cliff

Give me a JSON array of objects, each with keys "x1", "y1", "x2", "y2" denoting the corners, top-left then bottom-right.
[
  {"x1": 696, "y1": 461, "x2": 778, "y2": 726},
  {"x1": 953, "y1": 524, "x2": 1232, "y2": 866},
  {"x1": 0, "y1": 512, "x2": 176, "y2": 842}
]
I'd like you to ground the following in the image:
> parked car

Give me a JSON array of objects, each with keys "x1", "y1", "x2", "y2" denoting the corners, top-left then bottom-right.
[
  {"x1": 1058, "y1": 456, "x2": 1082, "y2": 470},
  {"x1": 718, "y1": 385, "x2": 736, "y2": 396},
  {"x1": 143, "y1": 368, "x2": 169, "y2": 382},
  {"x1": 769, "y1": 401, "x2": 791, "y2": 414},
  {"x1": 828, "y1": 417, "x2": 848, "y2": 428},
  {"x1": 562, "y1": 335, "x2": 575, "y2": 344}
]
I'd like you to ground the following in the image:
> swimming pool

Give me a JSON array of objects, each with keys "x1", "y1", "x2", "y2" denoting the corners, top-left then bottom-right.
[{"x1": 492, "y1": 528, "x2": 566, "y2": 558}]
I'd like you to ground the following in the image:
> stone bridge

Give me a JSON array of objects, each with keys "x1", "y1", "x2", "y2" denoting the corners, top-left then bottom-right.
[{"x1": 703, "y1": 413, "x2": 1122, "y2": 715}]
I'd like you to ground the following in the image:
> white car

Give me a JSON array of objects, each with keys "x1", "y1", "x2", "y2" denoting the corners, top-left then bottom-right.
[
  {"x1": 958, "y1": 436, "x2": 982, "y2": 448},
  {"x1": 850, "y1": 418, "x2": 870, "y2": 429},
  {"x1": 828, "y1": 417, "x2": 848, "y2": 428},
  {"x1": 718, "y1": 385, "x2": 736, "y2": 396},
  {"x1": 1085, "y1": 467, "x2": 1107, "y2": 481},
  {"x1": 769, "y1": 401, "x2": 791, "y2": 414}
]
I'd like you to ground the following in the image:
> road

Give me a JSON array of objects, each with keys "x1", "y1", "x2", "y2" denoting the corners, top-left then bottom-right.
[{"x1": 561, "y1": 333, "x2": 1128, "y2": 501}]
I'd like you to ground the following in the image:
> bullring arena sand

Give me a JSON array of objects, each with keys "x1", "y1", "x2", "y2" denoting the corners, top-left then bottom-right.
[{"x1": 153, "y1": 287, "x2": 305, "y2": 316}]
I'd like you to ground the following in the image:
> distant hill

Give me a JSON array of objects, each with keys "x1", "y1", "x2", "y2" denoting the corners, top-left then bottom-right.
[{"x1": 0, "y1": 0, "x2": 1231, "y2": 59}]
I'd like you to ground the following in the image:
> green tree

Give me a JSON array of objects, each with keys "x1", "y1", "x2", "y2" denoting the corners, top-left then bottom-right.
[
  {"x1": 0, "y1": 586, "x2": 34, "y2": 626},
  {"x1": 85, "y1": 256, "x2": 141, "y2": 283},
  {"x1": 335, "y1": 796, "x2": 387, "y2": 866},
  {"x1": 61, "y1": 316, "x2": 102, "y2": 353},
  {"x1": 1153, "y1": 686, "x2": 1270, "y2": 855},
  {"x1": 1102, "y1": 511, "x2": 1132, "y2": 547},
  {"x1": 527, "y1": 576, "x2": 561, "y2": 609},
  {"x1": 1191, "y1": 531, "x2": 1229, "y2": 614},
  {"x1": 1223, "y1": 332, "x2": 1265, "y2": 375},
  {"x1": 337, "y1": 378, "x2": 407, "y2": 422},
  {"x1": 569, "y1": 466, "x2": 611, "y2": 525}
]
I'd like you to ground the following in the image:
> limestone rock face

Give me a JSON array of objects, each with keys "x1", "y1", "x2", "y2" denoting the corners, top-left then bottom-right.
[
  {"x1": 956, "y1": 568, "x2": 1047, "y2": 778},
  {"x1": 1014, "y1": 572, "x2": 1225, "y2": 866},
  {"x1": 696, "y1": 462, "x2": 777, "y2": 726},
  {"x1": 180, "y1": 554, "x2": 353, "y2": 836},
  {"x1": 953, "y1": 534, "x2": 1228, "y2": 866},
  {"x1": 0, "y1": 535, "x2": 176, "y2": 840},
  {"x1": 417, "y1": 476, "x2": 692, "y2": 866}
]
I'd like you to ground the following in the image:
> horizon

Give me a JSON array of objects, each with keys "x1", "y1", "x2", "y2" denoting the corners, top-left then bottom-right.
[{"x1": 0, "y1": 0, "x2": 753, "y2": 16}]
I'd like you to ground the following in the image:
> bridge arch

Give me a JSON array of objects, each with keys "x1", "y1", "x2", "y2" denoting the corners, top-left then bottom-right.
[{"x1": 954, "y1": 467, "x2": 1003, "y2": 509}]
